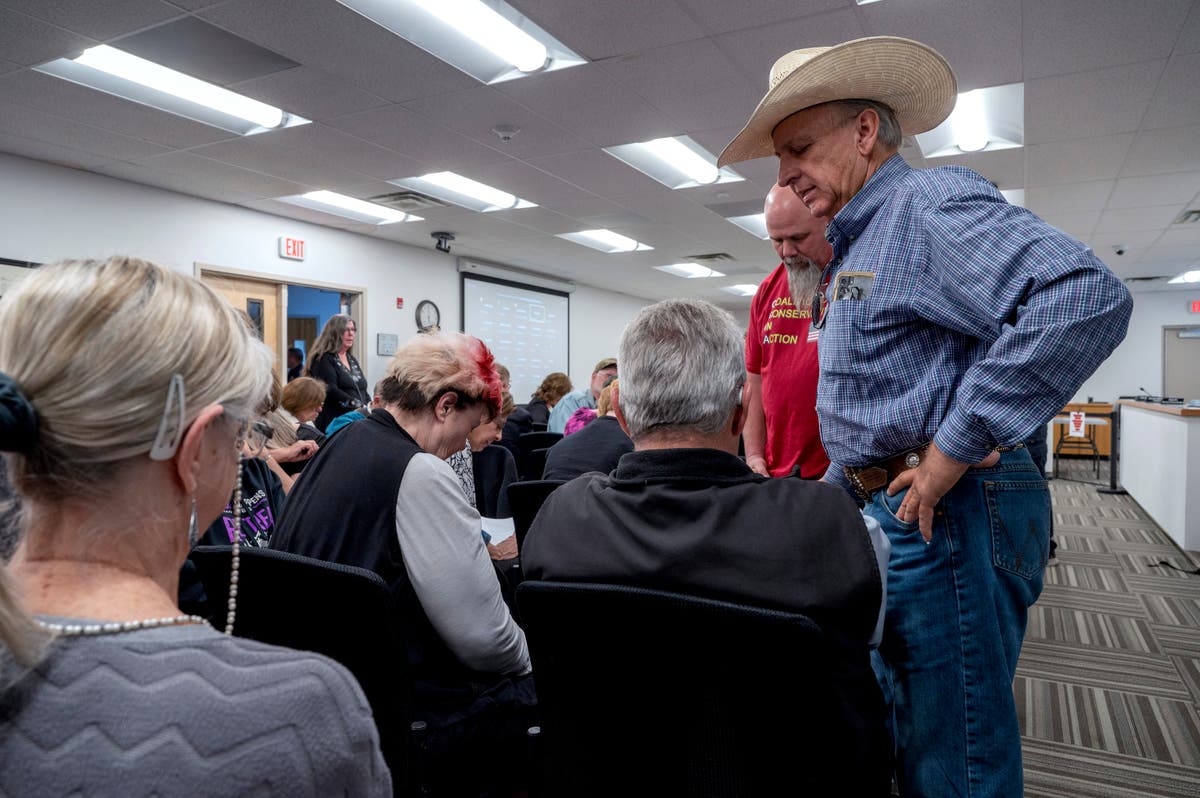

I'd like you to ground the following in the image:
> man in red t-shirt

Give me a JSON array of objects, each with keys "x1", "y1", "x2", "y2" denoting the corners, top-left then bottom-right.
[{"x1": 744, "y1": 184, "x2": 832, "y2": 478}]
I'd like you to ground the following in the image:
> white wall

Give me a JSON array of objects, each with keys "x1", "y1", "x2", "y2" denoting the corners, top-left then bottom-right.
[
  {"x1": 1075, "y1": 289, "x2": 1200, "y2": 403},
  {"x1": 0, "y1": 153, "x2": 651, "y2": 387}
]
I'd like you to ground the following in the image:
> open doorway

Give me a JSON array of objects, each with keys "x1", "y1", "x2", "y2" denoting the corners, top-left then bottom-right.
[{"x1": 196, "y1": 264, "x2": 365, "y2": 379}]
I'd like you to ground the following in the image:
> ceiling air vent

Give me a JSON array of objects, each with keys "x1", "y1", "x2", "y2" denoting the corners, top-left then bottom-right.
[
  {"x1": 1173, "y1": 209, "x2": 1200, "y2": 224},
  {"x1": 366, "y1": 191, "x2": 448, "y2": 212},
  {"x1": 686, "y1": 252, "x2": 735, "y2": 263}
]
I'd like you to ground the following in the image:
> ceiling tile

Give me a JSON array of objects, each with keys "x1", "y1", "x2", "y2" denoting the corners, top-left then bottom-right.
[
  {"x1": 506, "y1": 0, "x2": 705, "y2": 60},
  {"x1": 487, "y1": 206, "x2": 580, "y2": 236},
  {"x1": 229, "y1": 66, "x2": 389, "y2": 122},
  {"x1": 114, "y1": 15, "x2": 299, "y2": 85},
  {"x1": 451, "y1": 158, "x2": 596, "y2": 207},
  {"x1": 401, "y1": 85, "x2": 591, "y2": 160},
  {"x1": 0, "y1": 100, "x2": 169, "y2": 160},
  {"x1": 199, "y1": 0, "x2": 476, "y2": 103},
  {"x1": 1024, "y1": 134, "x2": 1134, "y2": 187},
  {"x1": 0, "y1": 131, "x2": 112, "y2": 169},
  {"x1": 674, "y1": 0, "x2": 844, "y2": 35},
  {"x1": 1154, "y1": 225, "x2": 1200, "y2": 248},
  {"x1": 331, "y1": 104, "x2": 515, "y2": 173},
  {"x1": 1106, "y1": 172, "x2": 1200, "y2": 209},
  {"x1": 860, "y1": 0, "x2": 1022, "y2": 90},
  {"x1": 1088, "y1": 229, "x2": 1162, "y2": 250},
  {"x1": 94, "y1": 158, "x2": 262, "y2": 205},
  {"x1": 188, "y1": 133, "x2": 374, "y2": 189},
  {"x1": 125, "y1": 149, "x2": 308, "y2": 196},
  {"x1": 924, "y1": 147, "x2": 1027, "y2": 190},
  {"x1": 527, "y1": 147, "x2": 665, "y2": 198},
  {"x1": 0, "y1": 60, "x2": 20, "y2": 76},
  {"x1": 1121, "y1": 125, "x2": 1200, "y2": 177},
  {"x1": 1022, "y1": 0, "x2": 1191, "y2": 79},
  {"x1": 1140, "y1": 53, "x2": 1200, "y2": 130},
  {"x1": 714, "y1": 9, "x2": 865, "y2": 89},
  {"x1": 1096, "y1": 204, "x2": 1189, "y2": 234},
  {"x1": 1038, "y1": 210, "x2": 1100, "y2": 241},
  {"x1": 1176, "y1": 2, "x2": 1200, "y2": 54},
  {"x1": 0, "y1": 69, "x2": 238, "y2": 148},
  {"x1": 497, "y1": 64, "x2": 681, "y2": 148},
  {"x1": 1025, "y1": 181, "x2": 1115, "y2": 216},
  {"x1": 0, "y1": 8, "x2": 95, "y2": 64},
  {"x1": 1024, "y1": 60, "x2": 1165, "y2": 144},
  {"x1": 1137, "y1": 243, "x2": 1200, "y2": 268}
]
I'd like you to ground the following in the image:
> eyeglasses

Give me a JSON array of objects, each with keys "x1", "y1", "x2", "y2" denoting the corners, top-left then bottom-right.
[{"x1": 234, "y1": 419, "x2": 274, "y2": 457}]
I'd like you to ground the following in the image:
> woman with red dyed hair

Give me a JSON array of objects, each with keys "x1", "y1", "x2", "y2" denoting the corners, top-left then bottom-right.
[{"x1": 269, "y1": 332, "x2": 534, "y2": 795}]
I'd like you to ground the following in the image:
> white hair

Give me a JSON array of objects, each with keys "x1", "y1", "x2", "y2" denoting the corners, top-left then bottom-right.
[{"x1": 617, "y1": 299, "x2": 746, "y2": 440}]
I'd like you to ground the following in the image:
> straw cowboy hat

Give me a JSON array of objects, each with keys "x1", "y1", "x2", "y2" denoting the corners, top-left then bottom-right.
[{"x1": 717, "y1": 36, "x2": 956, "y2": 167}]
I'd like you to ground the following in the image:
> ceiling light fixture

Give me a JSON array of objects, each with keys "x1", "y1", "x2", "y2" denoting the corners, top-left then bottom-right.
[
  {"x1": 603, "y1": 135, "x2": 743, "y2": 190},
  {"x1": 389, "y1": 171, "x2": 535, "y2": 213},
  {"x1": 34, "y1": 45, "x2": 308, "y2": 135},
  {"x1": 914, "y1": 83, "x2": 1023, "y2": 159},
  {"x1": 278, "y1": 190, "x2": 423, "y2": 225},
  {"x1": 726, "y1": 213, "x2": 769, "y2": 240},
  {"x1": 951, "y1": 89, "x2": 989, "y2": 153},
  {"x1": 334, "y1": 0, "x2": 584, "y2": 84},
  {"x1": 1167, "y1": 269, "x2": 1200, "y2": 284},
  {"x1": 557, "y1": 229, "x2": 653, "y2": 254},
  {"x1": 721, "y1": 284, "x2": 759, "y2": 297},
  {"x1": 654, "y1": 263, "x2": 726, "y2": 279}
]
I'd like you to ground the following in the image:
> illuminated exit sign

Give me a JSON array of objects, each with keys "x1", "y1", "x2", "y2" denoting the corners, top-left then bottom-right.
[
  {"x1": 1192, "y1": 300, "x2": 1200, "y2": 313},
  {"x1": 278, "y1": 237, "x2": 305, "y2": 260}
]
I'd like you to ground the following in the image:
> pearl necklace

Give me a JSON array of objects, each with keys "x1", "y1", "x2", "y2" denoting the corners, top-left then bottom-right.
[{"x1": 37, "y1": 615, "x2": 208, "y2": 637}]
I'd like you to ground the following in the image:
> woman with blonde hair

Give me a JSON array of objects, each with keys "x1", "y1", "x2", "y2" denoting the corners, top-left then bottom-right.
[
  {"x1": 0, "y1": 256, "x2": 389, "y2": 796},
  {"x1": 306, "y1": 314, "x2": 371, "y2": 432}
]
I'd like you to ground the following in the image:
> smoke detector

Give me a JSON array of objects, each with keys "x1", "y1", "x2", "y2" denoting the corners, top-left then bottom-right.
[{"x1": 492, "y1": 124, "x2": 520, "y2": 143}]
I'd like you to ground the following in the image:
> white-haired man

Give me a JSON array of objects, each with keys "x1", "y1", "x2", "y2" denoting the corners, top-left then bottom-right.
[
  {"x1": 719, "y1": 37, "x2": 1132, "y2": 796},
  {"x1": 522, "y1": 298, "x2": 891, "y2": 794},
  {"x1": 744, "y1": 184, "x2": 833, "y2": 479}
]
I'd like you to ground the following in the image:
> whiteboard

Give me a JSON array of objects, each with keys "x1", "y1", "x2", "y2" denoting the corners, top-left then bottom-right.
[{"x1": 462, "y1": 273, "x2": 569, "y2": 403}]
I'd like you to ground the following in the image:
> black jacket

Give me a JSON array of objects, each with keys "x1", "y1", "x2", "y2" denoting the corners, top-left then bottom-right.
[
  {"x1": 309, "y1": 352, "x2": 370, "y2": 431},
  {"x1": 541, "y1": 415, "x2": 632, "y2": 481}
]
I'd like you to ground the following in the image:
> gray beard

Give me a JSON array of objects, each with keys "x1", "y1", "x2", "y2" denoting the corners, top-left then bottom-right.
[{"x1": 784, "y1": 257, "x2": 821, "y2": 310}]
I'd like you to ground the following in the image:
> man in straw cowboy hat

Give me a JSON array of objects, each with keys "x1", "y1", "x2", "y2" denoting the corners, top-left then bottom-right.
[{"x1": 719, "y1": 37, "x2": 1132, "y2": 796}]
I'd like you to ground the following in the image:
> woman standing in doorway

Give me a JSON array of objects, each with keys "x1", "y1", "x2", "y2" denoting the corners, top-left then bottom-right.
[{"x1": 307, "y1": 314, "x2": 371, "y2": 432}]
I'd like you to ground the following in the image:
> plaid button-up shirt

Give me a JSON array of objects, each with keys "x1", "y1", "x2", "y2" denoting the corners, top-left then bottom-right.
[{"x1": 817, "y1": 155, "x2": 1132, "y2": 490}]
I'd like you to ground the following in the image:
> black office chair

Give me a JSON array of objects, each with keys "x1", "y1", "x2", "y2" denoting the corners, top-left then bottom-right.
[
  {"x1": 506, "y1": 479, "x2": 565, "y2": 551},
  {"x1": 516, "y1": 431, "x2": 562, "y2": 479},
  {"x1": 189, "y1": 546, "x2": 414, "y2": 797},
  {"x1": 516, "y1": 581, "x2": 889, "y2": 798}
]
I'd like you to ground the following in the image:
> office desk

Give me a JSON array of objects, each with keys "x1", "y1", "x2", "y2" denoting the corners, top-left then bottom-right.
[{"x1": 1117, "y1": 400, "x2": 1200, "y2": 552}]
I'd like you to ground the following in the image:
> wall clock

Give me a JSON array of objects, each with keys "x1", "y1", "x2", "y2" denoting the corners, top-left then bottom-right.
[{"x1": 416, "y1": 299, "x2": 440, "y2": 332}]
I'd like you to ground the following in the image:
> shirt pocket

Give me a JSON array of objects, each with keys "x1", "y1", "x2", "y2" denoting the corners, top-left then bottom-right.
[{"x1": 985, "y1": 480, "x2": 1051, "y2": 580}]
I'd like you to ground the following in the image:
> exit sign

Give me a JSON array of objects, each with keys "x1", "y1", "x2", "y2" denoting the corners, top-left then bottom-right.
[
  {"x1": 278, "y1": 237, "x2": 305, "y2": 260},
  {"x1": 1192, "y1": 300, "x2": 1200, "y2": 313}
]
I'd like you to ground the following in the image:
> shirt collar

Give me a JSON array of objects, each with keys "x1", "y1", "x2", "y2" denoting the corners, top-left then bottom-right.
[
  {"x1": 826, "y1": 153, "x2": 910, "y2": 259},
  {"x1": 612, "y1": 448, "x2": 757, "y2": 484}
]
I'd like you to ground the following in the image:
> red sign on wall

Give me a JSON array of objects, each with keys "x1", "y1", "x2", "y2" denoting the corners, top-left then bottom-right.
[
  {"x1": 1191, "y1": 300, "x2": 1200, "y2": 313},
  {"x1": 278, "y1": 237, "x2": 305, "y2": 261}
]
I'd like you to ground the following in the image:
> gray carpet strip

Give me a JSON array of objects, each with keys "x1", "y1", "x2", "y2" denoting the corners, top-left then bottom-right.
[{"x1": 1017, "y1": 461, "x2": 1200, "y2": 797}]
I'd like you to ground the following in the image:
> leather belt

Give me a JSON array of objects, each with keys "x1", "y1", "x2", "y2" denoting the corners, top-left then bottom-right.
[
  {"x1": 844, "y1": 444, "x2": 930, "y2": 502},
  {"x1": 844, "y1": 442, "x2": 1025, "y2": 502}
]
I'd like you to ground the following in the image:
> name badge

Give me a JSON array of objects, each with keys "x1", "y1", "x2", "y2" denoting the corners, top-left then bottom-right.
[{"x1": 832, "y1": 271, "x2": 875, "y2": 301}]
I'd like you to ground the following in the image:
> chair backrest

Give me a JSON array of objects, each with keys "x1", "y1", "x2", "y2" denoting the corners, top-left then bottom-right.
[
  {"x1": 189, "y1": 546, "x2": 412, "y2": 791},
  {"x1": 516, "y1": 431, "x2": 562, "y2": 479},
  {"x1": 526, "y1": 446, "x2": 551, "y2": 482},
  {"x1": 506, "y1": 479, "x2": 564, "y2": 551},
  {"x1": 516, "y1": 581, "x2": 865, "y2": 798}
]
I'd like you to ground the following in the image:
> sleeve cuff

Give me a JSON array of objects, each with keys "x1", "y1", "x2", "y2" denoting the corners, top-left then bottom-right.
[{"x1": 934, "y1": 410, "x2": 996, "y2": 465}]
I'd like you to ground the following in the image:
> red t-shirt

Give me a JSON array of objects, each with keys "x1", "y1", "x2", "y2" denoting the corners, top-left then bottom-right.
[{"x1": 745, "y1": 264, "x2": 829, "y2": 478}]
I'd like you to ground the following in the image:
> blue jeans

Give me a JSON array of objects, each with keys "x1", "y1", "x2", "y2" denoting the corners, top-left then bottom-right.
[{"x1": 866, "y1": 449, "x2": 1050, "y2": 797}]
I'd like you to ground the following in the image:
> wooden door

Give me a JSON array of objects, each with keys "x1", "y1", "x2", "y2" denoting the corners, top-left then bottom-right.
[
  {"x1": 1163, "y1": 327, "x2": 1200, "y2": 400},
  {"x1": 203, "y1": 273, "x2": 284, "y2": 377}
]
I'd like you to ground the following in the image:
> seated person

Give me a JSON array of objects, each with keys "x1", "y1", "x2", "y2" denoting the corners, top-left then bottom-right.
[
  {"x1": 546, "y1": 358, "x2": 617, "y2": 434},
  {"x1": 543, "y1": 378, "x2": 631, "y2": 480},
  {"x1": 522, "y1": 298, "x2": 890, "y2": 794},
  {"x1": 500, "y1": 372, "x2": 571, "y2": 460},
  {"x1": 267, "y1": 376, "x2": 326, "y2": 477},
  {"x1": 269, "y1": 333, "x2": 534, "y2": 777},
  {"x1": 0, "y1": 256, "x2": 389, "y2": 796}
]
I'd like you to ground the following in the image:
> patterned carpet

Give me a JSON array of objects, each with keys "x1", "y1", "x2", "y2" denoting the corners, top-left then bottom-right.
[{"x1": 1018, "y1": 460, "x2": 1200, "y2": 797}]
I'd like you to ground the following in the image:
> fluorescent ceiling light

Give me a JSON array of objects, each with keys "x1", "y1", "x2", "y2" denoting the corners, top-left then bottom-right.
[
  {"x1": 557, "y1": 229, "x2": 653, "y2": 254},
  {"x1": 604, "y1": 135, "x2": 743, "y2": 190},
  {"x1": 654, "y1": 263, "x2": 726, "y2": 279},
  {"x1": 726, "y1": 213, "x2": 769, "y2": 240},
  {"x1": 721, "y1": 284, "x2": 759, "y2": 297},
  {"x1": 34, "y1": 45, "x2": 308, "y2": 136},
  {"x1": 278, "y1": 191, "x2": 423, "y2": 225},
  {"x1": 1000, "y1": 189, "x2": 1025, "y2": 207},
  {"x1": 390, "y1": 172, "x2": 535, "y2": 213},
  {"x1": 1168, "y1": 269, "x2": 1200, "y2": 284},
  {"x1": 335, "y1": 0, "x2": 585, "y2": 84},
  {"x1": 914, "y1": 83, "x2": 1023, "y2": 159}
]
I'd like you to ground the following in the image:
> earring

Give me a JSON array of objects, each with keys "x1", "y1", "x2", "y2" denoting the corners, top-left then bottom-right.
[
  {"x1": 187, "y1": 496, "x2": 198, "y2": 549},
  {"x1": 225, "y1": 453, "x2": 243, "y2": 636}
]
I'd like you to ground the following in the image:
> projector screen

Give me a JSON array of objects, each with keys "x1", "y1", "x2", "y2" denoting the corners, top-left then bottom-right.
[{"x1": 462, "y1": 272, "x2": 569, "y2": 403}]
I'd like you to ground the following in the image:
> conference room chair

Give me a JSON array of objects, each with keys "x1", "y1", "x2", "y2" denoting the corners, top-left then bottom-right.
[
  {"x1": 189, "y1": 546, "x2": 416, "y2": 797},
  {"x1": 506, "y1": 479, "x2": 565, "y2": 552},
  {"x1": 516, "y1": 580, "x2": 882, "y2": 797},
  {"x1": 516, "y1": 431, "x2": 562, "y2": 480}
]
